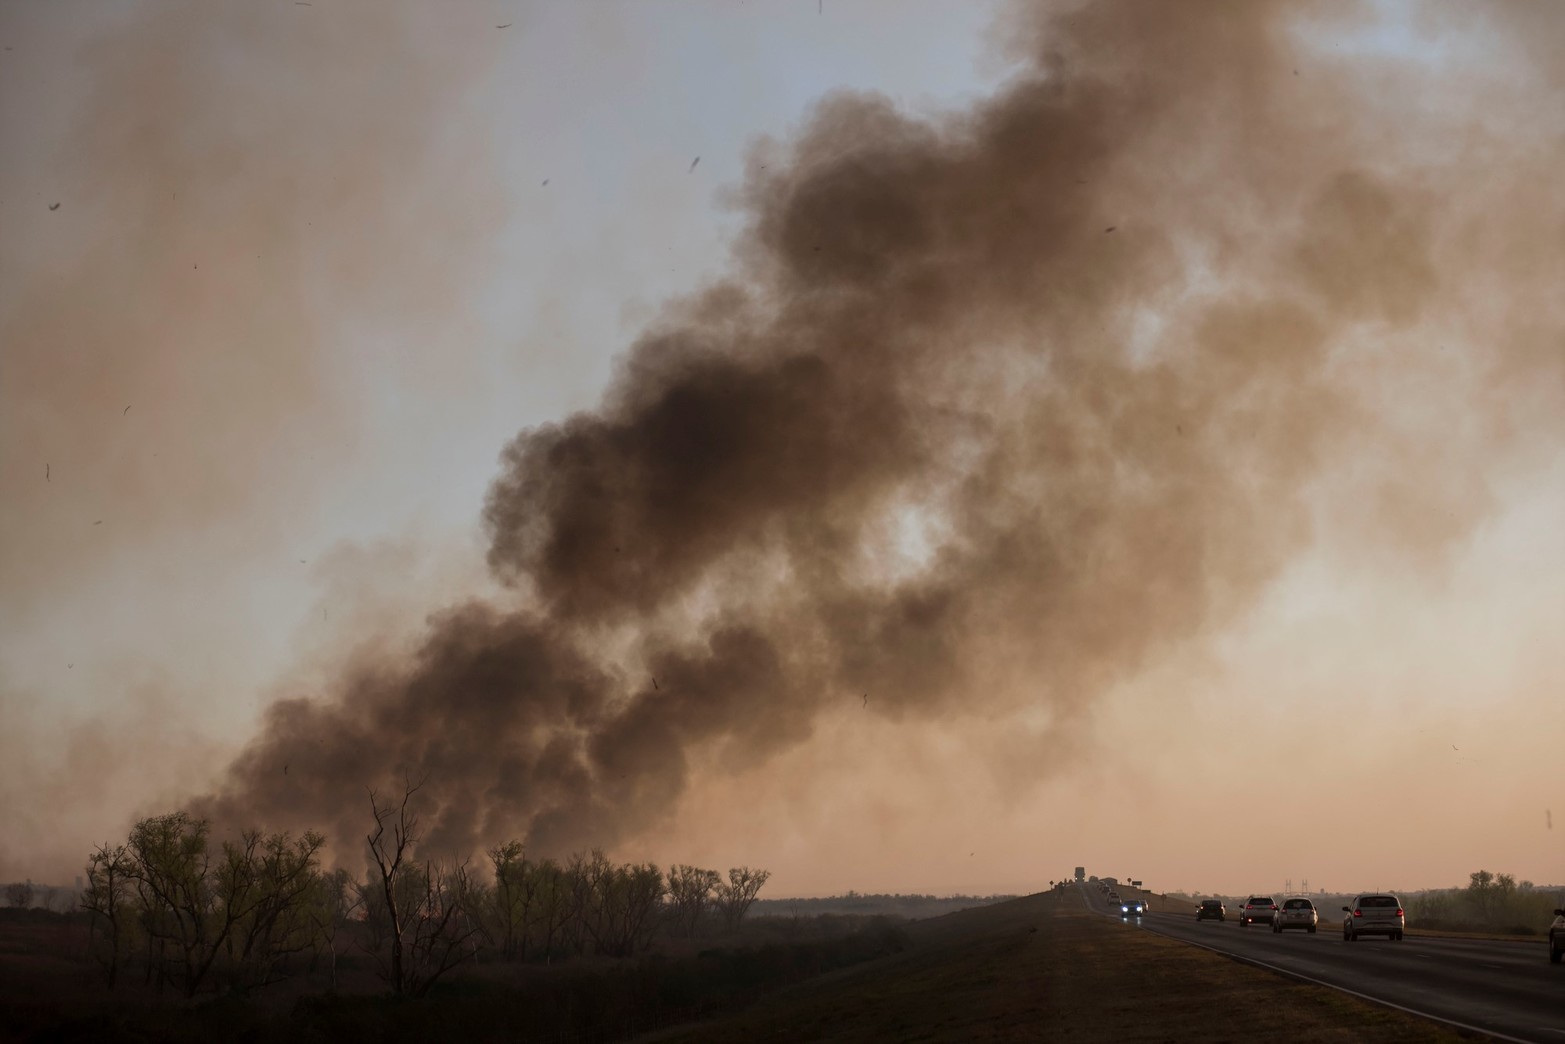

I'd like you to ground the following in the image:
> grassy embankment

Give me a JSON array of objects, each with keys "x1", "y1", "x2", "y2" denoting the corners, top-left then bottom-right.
[{"x1": 649, "y1": 889, "x2": 1470, "y2": 1043}]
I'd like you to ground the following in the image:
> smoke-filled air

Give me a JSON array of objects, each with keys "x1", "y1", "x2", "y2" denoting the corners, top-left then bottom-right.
[{"x1": 3, "y1": 0, "x2": 1562, "y2": 898}]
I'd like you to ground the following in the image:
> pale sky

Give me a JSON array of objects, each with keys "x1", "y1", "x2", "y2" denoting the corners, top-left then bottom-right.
[{"x1": 2, "y1": 0, "x2": 1562, "y2": 900}]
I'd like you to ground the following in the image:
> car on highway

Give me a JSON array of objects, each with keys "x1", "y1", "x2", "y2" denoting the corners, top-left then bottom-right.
[
  {"x1": 1342, "y1": 894, "x2": 1405, "y2": 941},
  {"x1": 1195, "y1": 899, "x2": 1226, "y2": 921},
  {"x1": 1272, "y1": 897, "x2": 1319, "y2": 933},
  {"x1": 1550, "y1": 907, "x2": 1564, "y2": 964},
  {"x1": 1106, "y1": 891, "x2": 1120, "y2": 904},
  {"x1": 1119, "y1": 897, "x2": 1147, "y2": 917},
  {"x1": 1238, "y1": 896, "x2": 1278, "y2": 926}
]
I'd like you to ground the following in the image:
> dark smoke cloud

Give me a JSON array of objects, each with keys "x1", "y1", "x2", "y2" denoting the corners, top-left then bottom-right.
[{"x1": 197, "y1": 0, "x2": 1565, "y2": 861}]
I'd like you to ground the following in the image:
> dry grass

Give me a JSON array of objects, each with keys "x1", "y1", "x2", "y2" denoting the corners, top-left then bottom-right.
[{"x1": 648, "y1": 891, "x2": 1471, "y2": 1043}]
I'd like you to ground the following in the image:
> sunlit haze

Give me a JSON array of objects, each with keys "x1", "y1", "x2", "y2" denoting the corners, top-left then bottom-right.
[{"x1": 2, "y1": 0, "x2": 1562, "y2": 902}]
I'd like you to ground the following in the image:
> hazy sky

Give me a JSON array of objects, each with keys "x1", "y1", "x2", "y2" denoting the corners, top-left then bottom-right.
[{"x1": 2, "y1": 0, "x2": 1562, "y2": 900}]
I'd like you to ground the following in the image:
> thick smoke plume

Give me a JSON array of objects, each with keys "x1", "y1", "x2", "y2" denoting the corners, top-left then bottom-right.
[{"x1": 198, "y1": 0, "x2": 1565, "y2": 861}]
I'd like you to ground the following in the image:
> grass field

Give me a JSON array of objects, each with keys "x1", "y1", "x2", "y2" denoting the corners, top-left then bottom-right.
[
  {"x1": 645, "y1": 890, "x2": 1470, "y2": 1043},
  {"x1": 0, "y1": 890, "x2": 1481, "y2": 1042}
]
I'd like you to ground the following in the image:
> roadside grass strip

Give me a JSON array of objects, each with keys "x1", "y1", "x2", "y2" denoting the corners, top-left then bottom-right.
[{"x1": 652, "y1": 892, "x2": 1469, "y2": 1042}]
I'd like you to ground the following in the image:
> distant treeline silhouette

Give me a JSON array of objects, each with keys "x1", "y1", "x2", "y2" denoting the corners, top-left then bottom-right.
[{"x1": 78, "y1": 781, "x2": 772, "y2": 998}]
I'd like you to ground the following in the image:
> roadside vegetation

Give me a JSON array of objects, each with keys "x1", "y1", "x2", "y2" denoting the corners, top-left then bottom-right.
[
  {"x1": 6, "y1": 843, "x2": 1554, "y2": 1041},
  {"x1": 656, "y1": 889, "x2": 1468, "y2": 1043},
  {"x1": 1404, "y1": 870, "x2": 1564, "y2": 937},
  {"x1": 0, "y1": 778, "x2": 928, "y2": 1042}
]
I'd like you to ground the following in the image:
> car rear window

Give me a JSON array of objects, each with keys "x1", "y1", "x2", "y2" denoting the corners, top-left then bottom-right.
[
  {"x1": 1201, "y1": 900, "x2": 1222, "y2": 907},
  {"x1": 1359, "y1": 896, "x2": 1399, "y2": 908},
  {"x1": 1284, "y1": 899, "x2": 1312, "y2": 909},
  {"x1": 1248, "y1": 897, "x2": 1274, "y2": 905}
]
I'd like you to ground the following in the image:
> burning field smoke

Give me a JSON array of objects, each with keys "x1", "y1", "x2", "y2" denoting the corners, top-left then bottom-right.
[{"x1": 195, "y1": 1, "x2": 1565, "y2": 862}]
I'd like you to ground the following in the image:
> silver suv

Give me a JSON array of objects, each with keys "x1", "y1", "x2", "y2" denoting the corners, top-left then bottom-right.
[{"x1": 1343, "y1": 894, "x2": 1404, "y2": 941}]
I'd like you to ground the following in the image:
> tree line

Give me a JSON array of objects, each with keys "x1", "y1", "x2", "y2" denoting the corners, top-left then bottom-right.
[
  {"x1": 79, "y1": 781, "x2": 770, "y2": 998},
  {"x1": 1405, "y1": 869, "x2": 1563, "y2": 935}
]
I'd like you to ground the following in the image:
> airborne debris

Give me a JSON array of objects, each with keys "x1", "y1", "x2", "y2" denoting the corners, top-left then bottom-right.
[
  {"x1": 93, "y1": 520, "x2": 102, "y2": 525},
  {"x1": 45, "y1": 463, "x2": 49, "y2": 482},
  {"x1": 1104, "y1": 226, "x2": 1116, "y2": 233},
  {"x1": 652, "y1": 677, "x2": 659, "y2": 691},
  {"x1": 123, "y1": 405, "x2": 130, "y2": 415},
  {"x1": 49, "y1": 202, "x2": 60, "y2": 211},
  {"x1": 688, "y1": 155, "x2": 700, "y2": 173},
  {"x1": 542, "y1": 179, "x2": 549, "y2": 186},
  {"x1": 496, "y1": 23, "x2": 511, "y2": 29}
]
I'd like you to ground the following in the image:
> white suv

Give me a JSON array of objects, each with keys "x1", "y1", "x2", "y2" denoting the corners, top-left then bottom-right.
[
  {"x1": 1272, "y1": 897, "x2": 1318, "y2": 933},
  {"x1": 1342, "y1": 894, "x2": 1404, "y2": 941},
  {"x1": 1239, "y1": 896, "x2": 1278, "y2": 926}
]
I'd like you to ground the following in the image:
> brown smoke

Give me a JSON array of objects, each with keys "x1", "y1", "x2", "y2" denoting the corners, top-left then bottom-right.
[{"x1": 196, "y1": 0, "x2": 1565, "y2": 862}]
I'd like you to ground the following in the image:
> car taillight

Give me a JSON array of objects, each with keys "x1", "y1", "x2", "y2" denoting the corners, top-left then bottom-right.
[
  {"x1": 1271, "y1": 905, "x2": 1278, "y2": 910},
  {"x1": 1353, "y1": 910, "x2": 1362, "y2": 917},
  {"x1": 1396, "y1": 909, "x2": 1404, "y2": 917}
]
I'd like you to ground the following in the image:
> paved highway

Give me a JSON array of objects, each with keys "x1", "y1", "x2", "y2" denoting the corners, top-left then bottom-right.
[{"x1": 1080, "y1": 884, "x2": 1565, "y2": 1042}]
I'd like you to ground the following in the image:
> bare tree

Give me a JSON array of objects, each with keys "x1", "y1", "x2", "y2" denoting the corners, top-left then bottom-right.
[
  {"x1": 4, "y1": 880, "x2": 33, "y2": 909},
  {"x1": 531, "y1": 858, "x2": 571, "y2": 962},
  {"x1": 81, "y1": 845, "x2": 135, "y2": 988},
  {"x1": 363, "y1": 779, "x2": 421, "y2": 995},
  {"x1": 667, "y1": 864, "x2": 720, "y2": 939},
  {"x1": 575, "y1": 853, "x2": 665, "y2": 957},
  {"x1": 486, "y1": 840, "x2": 529, "y2": 960},
  {"x1": 714, "y1": 866, "x2": 772, "y2": 934},
  {"x1": 306, "y1": 866, "x2": 360, "y2": 991},
  {"x1": 361, "y1": 778, "x2": 483, "y2": 995}
]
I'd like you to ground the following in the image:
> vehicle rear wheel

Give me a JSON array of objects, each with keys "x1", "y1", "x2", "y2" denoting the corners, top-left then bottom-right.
[
  {"x1": 1395, "y1": 930, "x2": 1404, "y2": 941},
  {"x1": 1307, "y1": 925, "x2": 1317, "y2": 934},
  {"x1": 1344, "y1": 927, "x2": 1354, "y2": 942},
  {"x1": 1272, "y1": 921, "x2": 1281, "y2": 933},
  {"x1": 1550, "y1": 940, "x2": 1562, "y2": 964}
]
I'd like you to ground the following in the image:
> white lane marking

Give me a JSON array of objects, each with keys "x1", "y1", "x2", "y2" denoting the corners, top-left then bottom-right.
[{"x1": 1137, "y1": 923, "x2": 1540, "y2": 1044}]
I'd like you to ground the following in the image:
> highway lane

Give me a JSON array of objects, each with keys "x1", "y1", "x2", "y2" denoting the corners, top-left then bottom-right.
[{"x1": 1080, "y1": 884, "x2": 1565, "y2": 1042}]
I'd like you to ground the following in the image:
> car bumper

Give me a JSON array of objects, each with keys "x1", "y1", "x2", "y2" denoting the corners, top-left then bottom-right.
[{"x1": 1348, "y1": 921, "x2": 1402, "y2": 935}]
